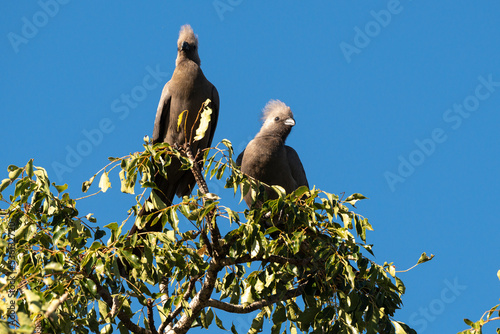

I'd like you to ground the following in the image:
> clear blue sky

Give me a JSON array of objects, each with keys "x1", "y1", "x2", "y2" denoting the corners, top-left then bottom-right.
[{"x1": 2, "y1": 1, "x2": 500, "y2": 333}]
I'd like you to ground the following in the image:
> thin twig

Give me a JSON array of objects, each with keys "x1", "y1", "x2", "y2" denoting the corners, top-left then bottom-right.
[
  {"x1": 147, "y1": 299, "x2": 158, "y2": 334},
  {"x1": 74, "y1": 189, "x2": 102, "y2": 201}
]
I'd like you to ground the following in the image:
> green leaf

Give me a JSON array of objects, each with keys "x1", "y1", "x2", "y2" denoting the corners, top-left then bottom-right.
[
  {"x1": 392, "y1": 321, "x2": 408, "y2": 334},
  {"x1": 151, "y1": 190, "x2": 167, "y2": 210},
  {"x1": 388, "y1": 265, "x2": 396, "y2": 278},
  {"x1": 53, "y1": 183, "x2": 68, "y2": 193},
  {"x1": 463, "y1": 318, "x2": 474, "y2": 326},
  {"x1": 248, "y1": 311, "x2": 264, "y2": 334},
  {"x1": 264, "y1": 226, "x2": 280, "y2": 236},
  {"x1": 344, "y1": 193, "x2": 367, "y2": 206},
  {"x1": 84, "y1": 278, "x2": 97, "y2": 296},
  {"x1": 82, "y1": 175, "x2": 96, "y2": 193},
  {"x1": 98, "y1": 299, "x2": 109, "y2": 320},
  {"x1": 95, "y1": 229, "x2": 106, "y2": 240},
  {"x1": 395, "y1": 277, "x2": 406, "y2": 294},
  {"x1": 194, "y1": 99, "x2": 212, "y2": 141},
  {"x1": 417, "y1": 252, "x2": 434, "y2": 264},
  {"x1": 100, "y1": 324, "x2": 113, "y2": 334},
  {"x1": 99, "y1": 172, "x2": 111, "y2": 193},
  {"x1": 205, "y1": 308, "x2": 214, "y2": 328},
  {"x1": 215, "y1": 313, "x2": 226, "y2": 330},
  {"x1": 119, "y1": 169, "x2": 135, "y2": 194},
  {"x1": 104, "y1": 222, "x2": 119, "y2": 231},
  {"x1": 8, "y1": 165, "x2": 23, "y2": 180},
  {"x1": 177, "y1": 109, "x2": 188, "y2": 131},
  {"x1": 241, "y1": 283, "x2": 254, "y2": 305},
  {"x1": 26, "y1": 159, "x2": 34, "y2": 178},
  {"x1": 121, "y1": 250, "x2": 140, "y2": 269},
  {"x1": 345, "y1": 265, "x2": 356, "y2": 288},
  {"x1": 95, "y1": 259, "x2": 105, "y2": 275},
  {"x1": 24, "y1": 290, "x2": 41, "y2": 313},
  {"x1": 0, "y1": 178, "x2": 11, "y2": 193},
  {"x1": 53, "y1": 226, "x2": 69, "y2": 246},
  {"x1": 273, "y1": 303, "x2": 286, "y2": 324},
  {"x1": 293, "y1": 185, "x2": 309, "y2": 198},
  {"x1": 45, "y1": 262, "x2": 64, "y2": 272},
  {"x1": 271, "y1": 185, "x2": 286, "y2": 198}
]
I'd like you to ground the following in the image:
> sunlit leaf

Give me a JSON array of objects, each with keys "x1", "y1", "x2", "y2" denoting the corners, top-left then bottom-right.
[
  {"x1": 0, "y1": 178, "x2": 11, "y2": 193},
  {"x1": 177, "y1": 109, "x2": 188, "y2": 131},
  {"x1": 99, "y1": 172, "x2": 111, "y2": 193},
  {"x1": 344, "y1": 193, "x2": 367, "y2": 207},
  {"x1": 417, "y1": 252, "x2": 434, "y2": 264},
  {"x1": 82, "y1": 175, "x2": 96, "y2": 193},
  {"x1": 392, "y1": 321, "x2": 408, "y2": 334},
  {"x1": 194, "y1": 99, "x2": 212, "y2": 141},
  {"x1": 45, "y1": 262, "x2": 64, "y2": 272},
  {"x1": 119, "y1": 169, "x2": 134, "y2": 194},
  {"x1": 8, "y1": 165, "x2": 23, "y2": 180}
]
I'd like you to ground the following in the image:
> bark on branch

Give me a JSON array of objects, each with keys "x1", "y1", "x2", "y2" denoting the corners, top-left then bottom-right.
[
  {"x1": 147, "y1": 299, "x2": 158, "y2": 334},
  {"x1": 206, "y1": 283, "x2": 307, "y2": 314},
  {"x1": 184, "y1": 146, "x2": 223, "y2": 258},
  {"x1": 159, "y1": 275, "x2": 199, "y2": 334},
  {"x1": 166, "y1": 260, "x2": 222, "y2": 334}
]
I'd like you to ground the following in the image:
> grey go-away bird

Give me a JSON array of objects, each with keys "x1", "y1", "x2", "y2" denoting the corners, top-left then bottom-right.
[
  {"x1": 236, "y1": 100, "x2": 308, "y2": 208},
  {"x1": 129, "y1": 24, "x2": 219, "y2": 236}
]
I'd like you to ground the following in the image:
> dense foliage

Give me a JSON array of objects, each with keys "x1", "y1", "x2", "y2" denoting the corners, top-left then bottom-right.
[{"x1": 0, "y1": 139, "x2": 431, "y2": 333}]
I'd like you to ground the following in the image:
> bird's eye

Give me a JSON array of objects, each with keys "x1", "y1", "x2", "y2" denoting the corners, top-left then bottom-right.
[{"x1": 274, "y1": 117, "x2": 280, "y2": 121}]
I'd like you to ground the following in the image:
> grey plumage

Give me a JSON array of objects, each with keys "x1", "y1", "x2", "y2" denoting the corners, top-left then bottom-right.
[
  {"x1": 130, "y1": 24, "x2": 219, "y2": 235},
  {"x1": 237, "y1": 100, "x2": 308, "y2": 208}
]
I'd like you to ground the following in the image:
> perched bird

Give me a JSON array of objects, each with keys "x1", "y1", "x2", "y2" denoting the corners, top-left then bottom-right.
[
  {"x1": 237, "y1": 100, "x2": 308, "y2": 208},
  {"x1": 129, "y1": 24, "x2": 219, "y2": 235}
]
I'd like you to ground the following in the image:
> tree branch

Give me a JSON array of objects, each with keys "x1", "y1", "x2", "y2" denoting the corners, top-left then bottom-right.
[
  {"x1": 159, "y1": 275, "x2": 199, "y2": 334},
  {"x1": 44, "y1": 292, "x2": 69, "y2": 318},
  {"x1": 166, "y1": 260, "x2": 221, "y2": 334},
  {"x1": 206, "y1": 282, "x2": 307, "y2": 314},
  {"x1": 184, "y1": 146, "x2": 222, "y2": 258},
  {"x1": 147, "y1": 299, "x2": 158, "y2": 334},
  {"x1": 109, "y1": 296, "x2": 120, "y2": 319},
  {"x1": 90, "y1": 274, "x2": 152, "y2": 334}
]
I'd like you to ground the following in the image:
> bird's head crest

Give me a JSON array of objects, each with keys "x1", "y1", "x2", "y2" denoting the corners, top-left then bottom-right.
[
  {"x1": 176, "y1": 25, "x2": 201, "y2": 65},
  {"x1": 262, "y1": 100, "x2": 294, "y2": 123},
  {"x1": 178, "y1": 25, "x2": 199, "y2": 48}
]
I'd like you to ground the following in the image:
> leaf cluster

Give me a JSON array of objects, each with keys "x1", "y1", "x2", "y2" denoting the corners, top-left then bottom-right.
[{"x1": 0, "y1": 140, "x2": 425, "y2": 334}]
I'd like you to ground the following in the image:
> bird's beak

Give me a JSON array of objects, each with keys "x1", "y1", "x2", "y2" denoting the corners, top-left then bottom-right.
[
  {"x1": 284, "y1": 118, "x2": 295, "y2": 126},
  {"x1": 181, "y1": 41, "x2": 190, "y2": 51}
]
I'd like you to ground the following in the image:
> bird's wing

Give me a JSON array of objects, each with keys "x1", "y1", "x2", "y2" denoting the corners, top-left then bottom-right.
[
  {"x1": 285, "y1": 146, "x2": 309, "y2": 188},
  {"x1": 206, "y1": 84, "x2": 220, "y2": 147},
  {"x1": 152, "y1": 82, "x2": 172, "y2": 144}
]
